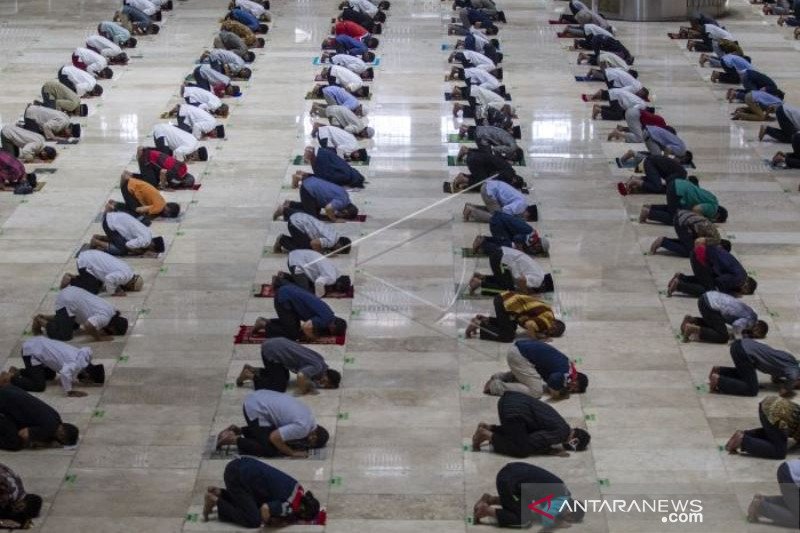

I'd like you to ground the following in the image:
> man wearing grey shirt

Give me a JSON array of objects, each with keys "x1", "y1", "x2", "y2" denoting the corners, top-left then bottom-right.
[
  {"x1": 681, "y1": 291, "x2": 768, "y2": 344},
  {"x1": 215, "y1": 390, "x2": 329, "y2": 457},
  {"x1": 710, "y1": 340, "x2": 800, "y2": 397},
  {"x1": 236, "y1": 338, "x2": 341, "y2": 394}
]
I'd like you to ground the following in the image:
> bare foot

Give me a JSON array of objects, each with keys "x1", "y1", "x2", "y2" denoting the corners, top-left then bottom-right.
[
  {"x1": 472, "y1": 234, "x2": 484, "y2": 253},
  {"x1": 463, "y1": 204, "x2": 472, "y2": 222},
  {"x1": 666, "y1": 273, "x2": 679, "y2": 297},
  {"x1": 758, "y1": 124, "x2": 767, "y2": 141},
  {"x1": 468, "y1": 275, "x2": 482, "y2": 294},
  {"x1": 236, "y1": 364, "x2": 256, "y2": 386},
  {"x1": 650, "y1": 237, "x2": 664, "y2": 255},
  {"x1": 725, "y1": 430, "x2": 744, "y2": 454},
  {"x1": 747, "y1": 494, "x2": 763, "y2": 523},
  {"x1": 465, "y1": 318, "x2": 480, "y2": 338},
  {"x1": 203, "y1": 492, "x2": 218, "y2": 521},
  {"x1": 709, "y1": 372, "x2": 720, "y2": 392},
  {"x1": 472, "y1": 426, "x2": 491, "y2": 451},
  {"x1": 639, "y1": 205, "x2": 650, "y2": 224}
]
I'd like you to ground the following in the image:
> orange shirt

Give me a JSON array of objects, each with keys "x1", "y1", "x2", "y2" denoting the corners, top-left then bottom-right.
[{"x1": 128, "y1": 178, "x2": 166, "y2": 216}]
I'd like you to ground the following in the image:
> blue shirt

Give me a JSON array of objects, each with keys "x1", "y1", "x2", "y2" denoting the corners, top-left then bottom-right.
[
  {"x1": 489, "y1": 211, "x2": 533, "y2": 245},
  {"x1": 485, "y1": 180, "x2": 526, "y2": 216},
  {"x1": 231, "y1": 7, "x2": 260, "y2": 31},
  {"x1": 645, "y1": 126, "x2": 686, "y2": 157},
  {"x1": 322, "y1": 85, "x2": 359, "y2": 111},
  {"x1": 312, "y1": 147, "x2": 365, "y2": 187},
  {"x1": 751, "y1": 90, "x2": 782, "y2": 108},
  {"x1": 276, "y1": 283, "x2": 335, "y2": 330},
  {"x1": 335, "y1": 34, "x2": 366, "y2": 55},
  {"x1": 302, "y1": 176, "x2": 350, "y2": 210},
  {"x1": 227, "y1": 457, "x2": 303, "y2": 520},
  {"x1": 706, "y1": 246, "x2": 747, "y2": 293},
  {"x1": 721, "y1": 54, "x2": 751, "y2": 72},
  {"x1": 515, "y1": 340, "x2": 571, "y2": 391}
]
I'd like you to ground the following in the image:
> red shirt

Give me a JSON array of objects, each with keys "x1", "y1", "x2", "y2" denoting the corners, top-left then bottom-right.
[
  {"x1": 639, "y1": 110, "x2": 667, "y2": 129},
  {"x1": 146, "y1": 149, "x2": 188, "y2": 180},
  {"x1": 334, "y1": 20, "x2": 368, "y2": 40}
]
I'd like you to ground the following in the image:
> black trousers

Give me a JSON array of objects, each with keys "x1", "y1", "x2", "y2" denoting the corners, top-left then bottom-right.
[
  {"x1": 120, "y1": 183, "x2": 143, "y2": 215},
  {"x1": 10, "y1": 356, "x2": 56, "y2": 393},
  {"x1": 287, "y1": 267, "x2": 314, "y2": 293},
  {"x1": 217, "y1": 459, "x2": 263, "y2": 528},
  {"x1": 478, "y1": 294, "x2": 517, "y2": 342},
  {"x1": 675, "y1": 253, "x2": 715, "y2": 297},
  {"x1": 647, "y1": 180, "x2": 681, "y2": 225},
  {"x1": 785, "y1": 133, "x2": 800, "y2": 169},
  {"x1": 494, "y1": 466, "x2": 528, "y2": 528},
  {"x1": 288, "y1": 187, "x2": 323, "y2": 218},
  {"x1": 600, "y1": 100, "x2": 625, "y2": 121},
  {"x1": 263, "y1": 300, "x2": 301, "y2": 341},
  {"x1": 480, "y1": 247, "x2": 515, "y2": 293},
  {"x1": 741, "y1": 404, "x2": 788, "y2": 459},
  {"x1": 697, "y1": 294, "x2": 730, "y2": 344},
  {"x1": 716, "y1": 340, "x2": 760, "y2": 396},
  {"x1": 764, "y1": 106, "x2": 797, "y2": 143},
  {"x1": 252, "y1": 361, "x2": 290, "y2": 393},
  {"x1": 102, "y1": 215, "x2": 131, "y2": 256},
  {"x1": 758, "y1": 462, "x2": 800, "y2": 528},
  {"x1": 0, "y1": 415, "x2": 23, "y2": 451},
  {"x1": 278, "y1": 217, "x2": 313, "y2": 252},
  {"x1": 153, "y1": 136, "x2": 173, "y2": 156},
  {"x1": 236, "y1": 411, "x2": 281, "y2": 458}
]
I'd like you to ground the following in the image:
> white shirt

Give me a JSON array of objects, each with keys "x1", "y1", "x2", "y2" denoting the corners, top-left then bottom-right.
[
  {"x1": 609, "y1": 88, "x2": 647, "y2": 110},
  {"x1": 21, "y1": 336, "x2": 93, "y2": 393},
  {"x1": 0, "y1": 126, "x2": 45, "y2": 163},
  {"x1": 289, "y1": 212, "x2": 339, "y2": 249},
  {"x1": 317, "y1": 125, "x2": 360, "y2": 158},
  {"x1": 598, "y1": 52, "x2": 629, "y2": 70},
  {"x1": 469, "y1": 27, "x2": 491, "y2": 51},
  {"x1": 74, "y1": 47, "x2": 108, "y2": 76},
  {"x1": 331, "y1": 65, "x2": 363, "y2": 93},
  {"x1": 152, "y1": 124, "x2": 199, "y2": 161},
  {"x1": 331, "y1": 53, "x2": 367, "y2": 74},
  {"x1": 208, "y1": 49, "x2": 245, "y2": 67},
  {"x1": 584, "y1": 24, "x2": 613, "y2": 38},
  {"x1": 349, "y1": 0, "x2": 377, "y2": 17},
  {"x1": 464, "y1": 68, "x2": 500, "y2": 90},
  {"x1": 178, "y1": 104, "x2": 217, "y2": 139},
  {"x1": 105, "y1": 211, "x2": 152, "y2": 250},
  {"x1": 126, "y1": 0, "x2": 158, "y2": 16},
  {"x1": 198, "y1": 65, "x2": 230, "y2": 87},
  {"x1": 61, "y1": 65, "x2": 96, "y2": 96},
  {"x1": 288, "y1": 250, "x2": 340, "y2": 297},
  {"x1": 183, "y1": 86, "x2": 222, "y2": 112},
  {"x1": 500, "y1": 247, "x2": 545, "y2": 289},
  {"x1": 705, "y1": 24, "x2": 734, "y2": 41},
  {"x1": 605, "y1": 68, "x2": 642, "y2": 93},
  {"x1": 86, "y1": 35, "x2": 122, "y2": 59},
  {"x1": 236, "y1": 0, "x2": 267, "y2": 18},
  {"x1": 55, "y1": 286, "x2": 116, "y2": 330},
  {"x1": 243, "y1": 390, "x2": 316, "y2": 442},
  {"x1": 460, "y1": 50, "x2": 495, "y2": 70},
  {"x1": 77, "y1": 249, "x2": 134, "y2": 295}
]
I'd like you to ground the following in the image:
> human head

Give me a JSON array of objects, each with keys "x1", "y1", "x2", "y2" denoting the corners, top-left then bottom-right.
[
  {"x1": 636, "y1": 87, "x2": 650, "y2": 101},
  {"x1": 378, "y1": 0, "x2": 390, "y2": 8},
  {"x1": 628, "y1": 68, "x2": 638, "y2": 78},
  {"x1": 318, "y1": 368, "x2": 342, "y2": 389},
  {"x1": 352, "y1": 148, "x2": 368, "y2": 161},
  {"x1": 449, "y1": 66, "x2": 464, "y2": 80},
  {"x1": 256, "y1": 37, "x2": 266, "y2": 47},
  {"x1": 105, "y1": 314, "x2": 129, "y2": 336},
  {"x1": 40, "y1": 146, "x2": 57, "y2": 161},
  {"x1": 746, "y1": 320, "x2": 769, "y2": 339},
  {"x1": 374, "y1": 11, "x2": 386, "y2": 22},
  {"x1": 307, "y1": 425, "x2": 330, "y2": 448},
  {"x1": 322, "y1": 37, "x2": 336, "y2": 49},
  {"x1": 523, "y1": 205, "x2": 538, "y2": 222},
  {"x1": 126, "y1": 37, "x2": 138, "y2": 48},
  {"x1": 98, "y1": 67, "x2": 113, "y2": 79},
  {"x1": 335, "y1": 236, "x2": 352, "y2": 254},
  {"x1": 123, "y1": 274, "x2": 144, "y2": 292},
  {"x1": 360, "y1": 127, "x2": 375, "y2": 139},
  {"x1": 569, "y1": 372, "x2": 589, "y2": 393},
  {"x1": 258, "y1": 23, "x2": 269, "y2": 33},
  {"x1": 337, "y1": 203, "x2": 359, "y2": 219},
  {"x1": 151, "y1": 236, "x2": 166, "y2": 253},
  {"x1": 484, "y1": 25, "x2": 499, "y2": 35},
  {"x1": 20, "y1": 494, "x2": 43, "y2": 520},
  {"x1": 79, "y1": 103, "x2": 89, "y2": 116},
  {"x1": 238, "y1": 67, "x2": 252, "y2": 80},
  {"x1": 714, "y1": 205, "x2": 728, "y2": 223},
  {"x1": 719, "y1": 239, "x2": 732, "y2": 252},
  {"x1": 362, "y1": 51, "x2": 376, "y2": 62},
  {"x1": 226, "y1": 84, "x2": 241, "y2": 96},
  {"x1": 217, "y1": 103, "x2": 230, "y2": 117},
  {"x1": 548, "y1": 319, "x2": 566, "y2": 338},
  {"x1": 90, "y1": 84, "x2": 104, "y2": 96},
  {"x1": 365, "y1": 37, "x2": 379, "y2": 49},
  {"x1": 564, "y1": 427, "x2": 590, "y2": 451},
  {"x1": 332, "y1": 275, "x2": 351, "y2": 294},
  {"x1": 70, "y1": 123, "x2": 82, "y2": 138},
  {"x1": 329, "y1": 317, "x2": 348, "y2": 336},
  {"x1": 687, "y1": 175, "x2": 699, "y2": 186},
  {"x1": 244, "y1": 51, "x2": 256, "y2": 62},
  {"x1": 56, "y1": 423, "x2": 80, "y2": 446},
  {"x1": 362, "y1": 67, "x2": 374, "y2": 79},
  {"x1": 82, "y1": 362, "x2": 106, "y2": 384},
  {"x1": 681, "y1": 150, "x2": 693, "y2": 165},
  {"x1": 162, "y1": 202, "x2": 181, "y2": 218},
  {"x1": 296, "y1": 491, "x2": 321, "y2": 521},
  {"x1": 196, "y1": 147, "x2": 209, "y2": 161},
  {"x1": 214, "y1": 124, "x2": 226, "y2": 138},
  {"x1": 149, "y1": 24, "x2": 161, "y2": 35},
  {"x1": 739, "y1": 276, "x2": 757, "y2": 295}
]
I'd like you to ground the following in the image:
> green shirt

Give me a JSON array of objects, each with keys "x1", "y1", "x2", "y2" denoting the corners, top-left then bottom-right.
[{"x1": 675, "y1": 179, "x2": 718, "y2": 219}]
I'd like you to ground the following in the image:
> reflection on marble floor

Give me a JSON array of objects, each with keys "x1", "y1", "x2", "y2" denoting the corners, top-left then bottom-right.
[{"x1": 0, "y1": 0, "x2": 800, "y2": 531}]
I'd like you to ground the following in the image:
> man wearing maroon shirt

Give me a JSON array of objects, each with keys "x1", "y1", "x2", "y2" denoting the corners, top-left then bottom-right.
[
  {"x1": 135, "y1": 146, "x2": 195, "y2": 189},
  {"x1": 0, "y1": 151, "x2": 36, "y2": 191}
]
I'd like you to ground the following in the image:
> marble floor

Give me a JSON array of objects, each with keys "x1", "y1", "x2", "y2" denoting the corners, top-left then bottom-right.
[{"x1": 1, "y1": 0, "x2": 800, "y2": 531}]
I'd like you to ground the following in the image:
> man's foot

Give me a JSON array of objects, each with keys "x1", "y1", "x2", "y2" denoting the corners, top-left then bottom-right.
[
  {"x1": 725, "y1": 430, "x2": 744, "y2": 454},
  {"x1": 236, "y1": 364, "x2": 256, "y2": 386},
  {"x1": 709, "y1": 372, "x2": 720, "y2": 392},
  {"x1": 472, "y1": 426, "x2": 491, "y2": 451},
  {"x1": 203, "y1": 492, "x2": 218, "y2": 521},
  {"x1": 465, "y1": 317, "x2": 481, "y2": 338},
  {"x1": 681, "y1": 321, "x2": 700, "y2": 342},
  {"x1": 708, "y1": 366, "x2": 720, "y2": 382},
  {"x1": 650, "y1": 237, "x2": 664, "y2": 256},
  {"x1": 758, "y1": 124, "x2": 767, "y2": 141},
  {"x1": 463, "y1": 204, "x2": 472, "y2": 222},
  {"x1": 456, "y1": 145, "x2": 469, "y2": 162},
  {"x1": 215, "y1": 429, "x2": 235, "y2": 451},
  {"x1": 639, "y1": 205, "x2": 650, "y2": 224},
  {"x1": 472, "y1": 234, "x2": 484, "y2": 253},
  {"x1": 272, "y1": 238, "x2": 283, "y2": 254},
  {"x1": 772, "y1": 152, "x2": 786, "y2": 167},
  {"x1": 475, "y1": 493, "x2": 494, "y2": 512},
  {"x1": 591, "y1": 104, "x2": 601, "y2": 120},
  {"x1": 452, "y1": 103, "x2": 463, "y2": 117},
  {"x1": 253, "y1": 317, "x2": 268, "y2": 335},
  {"x1": 778, "y1": 15, "x2": 787, "y2": 25},
  {"x1": 794, "y1": 26, "x2": 800, "y2": 39},
  {"x1": 468, "y1": 275, "x2": 482, "y2": 294},
  {"x1": 666, "y1": 273, "x2": 679, "y2": 297},
  {"x1": 473, "y1": 501, "x2": 492, "y2": 524},
  {"x1": 272, "y1": 204, "x2": 284, "y2": 221},
  {"x1": 747, "y1": 494, "x2": 763, "y2": 523}
]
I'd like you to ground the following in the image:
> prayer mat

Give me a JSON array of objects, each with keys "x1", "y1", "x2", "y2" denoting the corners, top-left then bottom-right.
[
  {"x1": 447, "y1": 133, "x2": 472, "y2": 143},
  {"x1": 574, "y1": 76, "x2": 597, "y2": 82},
  {"x1": 1, "y1": 182, "x2": 45, "y2": 192},
  {"x1": 667, "y1": 33, "x2": 686, "y2": 39},
  {"x1": 548, "y1": 19, "x2": 567, "y2": 24},
  {"x1": 203, "y1": 436, "x2": 329, "y2": 460},
  {"x1": 292, "y1": 155, "x2": 369, "y2": 166},
  {"x1": 614, "y1": 157, "x2": 696, "y2": 169},
  {"x1": 234, "y1": 324, "x2": 346, "y2": 345},
  {"x1": 443, "y1": 181, "x2": 528, "y2": 194},
  {"x1": 254, "y1": 284, "x2": 354, "y2": 298},
  {"x1": 163, "y1": 183, "x2": 202, "y2": 192},
  {"x1": 312, "y1": 56, "x2": 380, "y2": 66},
  {"x1": 33, "y1": 168, "x2": 57, "y2": 174},
  {"x1": 56, "y1": 139, "x2": 80, "y2": 145},
  {"x1": 448, "y1": 155, "x2": 525, "y2": 167}
]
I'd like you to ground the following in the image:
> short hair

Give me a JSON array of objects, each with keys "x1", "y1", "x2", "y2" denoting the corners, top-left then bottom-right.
[
  {"x1": 749, "y1": 320, "x2": 769, "y2": 339},
  {"x1": 335, "y1": 236, "x2": 352, "y2": 254},
  {"x1": 485, "y1": 25, "x2": 499, "y2": 35},
  {"x1": 575, "y1": 372, "x2": 589, "y2": 393},
  {"x1": 107, "y1": 314, "x2": 129, "y2": 336},
  {"x1": 239, "y1": 67, "x2": 252, "y2": 79},
  {"x1": 524, "y1": 205, "x2": 538, "y2": 221},
  {"x1": 715, "y1": 205, "x2": 728, "y2": 223},
  {"x1": 258, "y1": 23, "x2": 269, "y2": 33},
  {"x1": 330, "y1": 316, "x2": 348, "y2": 336},
  {"x1": 41, "y1": 147, "x2": 57, "y2": 161},
  {"x1": 363, "y1": 51, "x2": 376, "y2": 62},
  {"x1": 126, "y1": 37, "x2": 138, "y2": 48},
  {"x1": 569, "y1": 428, "x2": 591, "y2": 451},
  {"x1": 549, "y1": 319, "x2": 566, "y2": 338},
  {"x1": 217, "y1": 103, "x2": 230, "y2": 117},
  {"x1": 23, "y1": 494, "x2": 43, "y2": 519},
  {"x1": 353, "y1": 148, "x2": 368, "y2": 161},
  {"x1": 325, "y1": 369, "x2": 342, "y2": 388},
  {"x1": 79, "y1": 104, "x2": 89, "y2": 116},
  {"x1": 257, "y1": 37, "x2": 266, "y2": 47},
  {"x1": 741, "y1": 276, "x2": 757, "y2": 295},
  {"x1": 163, "y1": 202, "x2": 181, "y2": 218},
  {"x1": 150, "y1": 24, "x2": 161, "y2": 34},
  {"x1": 338, "y1": 203, "x2": 359, "y2": 219},
  {"x1": 628, "y1": 68, "x2": 639, "y2": 78},
  {"x1": 687, "y1": 175, "x2": 699, "y2": 186},
  {"x1": 244, "y1": 51, "x2": 256, "y2": 62},
  {"x1": 197, "y1": 146, "x2": 209, "y2": 161},
  {"x1": 378, "y1": 0, "x2": 390, "y2": 9},
  {"x1": 366, "y1": 37, "x2": 379, "y2": 49},
  {"x1": 99, "y1": 67, "x2": 114, "y2": 79},
  {"x1": 84, "y1": 363, "x2": 106, "y2": 384},
  {"x1": 719, "y1": 239, "x2": 732, "y2": 252},
  {"x1": 60, "y1": 423, "x2": 80, "y2": 446},
  {"x1": 332, "y1": 275, "x2": 351, "y2": 293},
  {"x1": 297, "y1": 491, "x2": 321, "y2": 521},
  {"x1": 683, "y1": 149, "x2": 694, "y2": 164},
  {"x1": 91, "y1": 85, "x2": 104, "y2": 96},
  {"x1": 374, "y1": 11, "x2": 386, "y2": 22},
  {"x1": 312, "y1": 425, "x2": 330, "y2": 448}
]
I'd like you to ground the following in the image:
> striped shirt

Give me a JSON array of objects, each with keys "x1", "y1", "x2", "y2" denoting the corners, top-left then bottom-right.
[{"x1": 500, "y1": 292, "x2": 555, "y2": 336}]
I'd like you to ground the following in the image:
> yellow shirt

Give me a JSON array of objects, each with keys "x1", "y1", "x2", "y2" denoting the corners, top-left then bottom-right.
[
  {"x1": 500, "y1": 291, "x2": 555, "y2": 337},
  {"x1": 128, "y1": 179, "x2": 166, "y2": 216}
]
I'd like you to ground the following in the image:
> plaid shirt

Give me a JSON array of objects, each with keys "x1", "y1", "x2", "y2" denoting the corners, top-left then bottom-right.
[
  {"x1": 0, "y1": 464, "x2": 25, "y2": 508},
  {"x1": 500, "y1": 292, "x2": 555, "y2": 336},
  {"x1": 762, "y1": 396, "x2": 800, "y2": 441}
]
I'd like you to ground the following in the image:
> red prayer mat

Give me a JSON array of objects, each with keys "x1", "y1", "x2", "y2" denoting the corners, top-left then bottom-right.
[{"x1": 233, "y1": 325, "x2": 346, "y2": 345}]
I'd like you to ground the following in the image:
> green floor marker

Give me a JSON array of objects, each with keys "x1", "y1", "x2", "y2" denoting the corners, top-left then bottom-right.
[
  {"x1": 337, "y1": 412, "x2": 349, "y2": 420},
  {"x1": 350, "y1": 309, "x2": 361, "y2": 318},
  {"x1": 598, "y1": 478, "x2": 610, "y2": 487},
  {"x1": 64, "y1": 474, "x2": 77, "y2": 485},
  {"x1": 22, "y1": 329, "x2": 31, "y2": 336},
  {"x1": 658, "y1": 289, "x2": 666, "y2": 296},
  {"x1": 769, "y1": 310, "x2": 780, "y2": 318},
  {"x1": 573, "y1": 357, "x2": 583, "y2": 364},
  {"x1": 718, "y1": 444, "x2": 725, "y2": 452},
  {"x1": 552, "y1": 268, "x2": 561, "y2": 275},
  {"x1": 727, "y1": 234, "x2": 736, "y2": 240},
  {"x1": 344, "y1": 356, "x2": 355, "y2": 364},
  {"x1": 330, "y1": 476, "x2": 342, "y2": 486},
  {"x1": 50, "y1": 286, "x2": 57, "y2": 292},
  {"x1": 585, "y1": 414, "x2": 596, "y2": 421},
  {"x1": 462, "y1": 444, "x2": 470, "y2": 451},
  {"x1": 159, "y1": 267, "x2": 168, "y2": 273},
  {"x1": 92, "y1": 409, "x2": 105, "y2": 419},
  {"x1": 176, "y1": 231, "x2": 185, "y2": 236},
  {"x1": 465, "y1": 517, "x2": 474, "y2": 525},
  {"x1": 139, "y1": 308, "x2": 150, "y2": 315},
  {"x1": 186, "y1": 513, "x2": 198, "y2": 523},
  {"x1": 224, "y1": 383, "x2": 234, "y2": 390},
  {"x1": 118, "y1": 355, "x2": 129, "y2": 363},
  {"x1": 460, "y1": 384, "x2": 471, "y2": 392},
  {"x1": 696, "y1": 384, "x2": 708, "y2": 393},
  {"x1": 190, "y1": 199, "x2": 198, "y2": 204}
]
